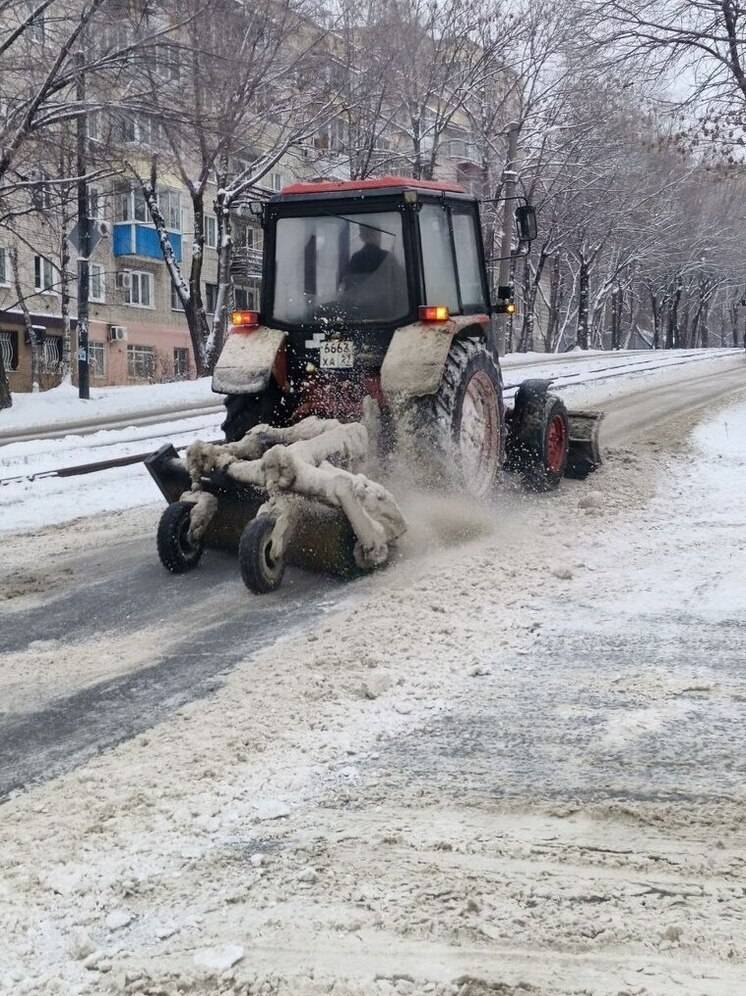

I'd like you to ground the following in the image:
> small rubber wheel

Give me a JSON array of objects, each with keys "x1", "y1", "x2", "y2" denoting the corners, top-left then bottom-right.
[
  {"x1": 238, "y1": 515, "x2": 285, "y2": 594},
  {"x1": 523, "y1": 397, "x2": 570, "y2": 492},
  {"x1": 157, "y1": 501, "x2": 203, "y2": 573}
]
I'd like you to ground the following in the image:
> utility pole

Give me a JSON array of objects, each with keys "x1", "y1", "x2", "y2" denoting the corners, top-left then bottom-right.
[
  {"x1": 75, "y1": 49, "x2": 91, "y2": 399},
  {"x1": 496, "y1": 122, "x2": 520, "y2": 356}
]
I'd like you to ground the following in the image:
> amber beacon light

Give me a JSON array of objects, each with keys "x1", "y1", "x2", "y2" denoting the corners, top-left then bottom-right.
[
  {"x1": 230, "y1": 310, "x2": 260, "y2": 329},
  {"x1": 419, "y1": 305, "x2": 450, "y2": 322}
]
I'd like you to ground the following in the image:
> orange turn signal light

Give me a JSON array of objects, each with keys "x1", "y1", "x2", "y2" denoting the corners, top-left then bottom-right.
[
  {"x1": 230, "y1": 310, "x2": 260, "y2": 330},
  {"x1": 419, "y1": 305, "x2": 449, "y2": 323}
]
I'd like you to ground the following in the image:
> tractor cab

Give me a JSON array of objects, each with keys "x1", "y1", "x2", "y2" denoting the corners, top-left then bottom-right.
[
  {"x1": 213, "y1": 177, "x2": 494, "y2": 427},
  {"x1": 263, "y1": 177, "x2": 491, "y2": 337}
]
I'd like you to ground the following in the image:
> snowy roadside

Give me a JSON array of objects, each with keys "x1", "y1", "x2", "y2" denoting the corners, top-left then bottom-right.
[
  {"x1": 1, "y1": 350, "x2": 741, "y2": 536},
  {"x1": 1, "y1": 389, "x2": 744, "y2": 994},
  {"x1": 0, "y1": 412, "x2": 223, "y2": 533},
  {"x1": 0, "y1": 378, "x2": 220, "y2": 438},
  {"x1": 0, "y1": 348, "x2": 625, "y2": 438}
]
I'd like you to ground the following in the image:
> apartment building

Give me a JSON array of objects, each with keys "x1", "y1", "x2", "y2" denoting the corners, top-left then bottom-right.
[
  {"x1": 0, "y1": 171, "x2": 269, "y2": 393},
  {"x1": 1, "y1": 13, "x2": 495, "y2": 393}
]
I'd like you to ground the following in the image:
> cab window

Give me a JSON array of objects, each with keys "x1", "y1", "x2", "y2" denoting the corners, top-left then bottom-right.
[
  {"x1": 452, "y1": 211, "x2": 486, "y2": 310},
  {"x1": 419, "y1": 204, "x2": 459, "y2": 313}
]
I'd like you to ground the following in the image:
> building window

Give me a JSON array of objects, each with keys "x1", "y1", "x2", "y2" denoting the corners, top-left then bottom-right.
[
  {"x1": 173, "y1": 347, "x2": 189, "y2": 378},
  {"x1": 89, "y1": 263, "x2": 105, "y2": 302},
  {"x1": 114, "y1": 186, "x2": 180, "y2": 230},
  {"x1": 118, "y1": 269, "x2": 153, "y2": 308},
  {"x1": 205, "y1": 282, "x2": 218, "y2": 314},
  {"x1": 158, "y1": 188, "x2": 181, "y2": 231},
  {"x1": 0, "y1": 248, "x2": 7, "y2": 285},
  {"x1": 113, "y1": 113, "x2": 163, "y2": 150},
  {"x1": 0, "y1": 330, "x2": 19, "y2": 370},
  {"x1": 204, "y1": 215, "x2": 217, "y2": 248},
  {"x1": 234, "y1": 222, "x2": 262, "y2": 250},
  {"x1": 157, "y1": 43, "x2": 181, "y2": 81},
  {"x1": 115, "y1": 186, "x2": 147, "y2": 223},
  {"x1": 127, "y1": 344, "x2": 155, "y2": 379},
  {"x1": 34, "y1": 255, "x2": 57, "y2": 293},
  {"x1": 233, "y1": 282, "x2": 260, "y2": 310},
  {"x1": 113, "y1": 113, "x2": 136, "y2": 145},
  {"x1": 31, "y1": 171, "x2": 53, "y2": 210},
  {"x1": 313, "y1": 118, "x2": 347, "y2": 152},
  {"x1": 269, "y1": 172, "x2": 283, "y2": 192},
  {"x1": 170, "y1": 282, "x2": 185, "y2": 311},
  {"x1": 87, "y1": 111, "x2": 102, "y2": 142},
  {"x1": 41, "y1": 335, "x2": 62, "y2": 372},
  {"x1": 88, "y1": 341, "x2": 106, "y2": 378}
]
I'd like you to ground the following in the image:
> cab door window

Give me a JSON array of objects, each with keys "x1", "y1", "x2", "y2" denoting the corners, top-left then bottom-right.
[
  {"x1": 418, "y1": 204, "x2": 459, "y2": 313},
  {"x1": 452, "y1": 210, "x2": 486, "y2": 311}
]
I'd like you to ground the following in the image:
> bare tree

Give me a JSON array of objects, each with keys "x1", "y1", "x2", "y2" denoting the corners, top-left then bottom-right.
[{"x1": 117, "y1": 0, "x2": 337, "y2": 374}]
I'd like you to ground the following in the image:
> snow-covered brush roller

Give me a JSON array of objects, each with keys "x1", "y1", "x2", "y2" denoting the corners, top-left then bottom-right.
[{"x1": 145, "y1": 176, "x2": 602, "y2": 594}]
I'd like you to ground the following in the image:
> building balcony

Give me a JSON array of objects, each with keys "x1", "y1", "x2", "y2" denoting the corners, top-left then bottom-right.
[
  {"x1": 231, "y1": 245, "x2": 263, "y2": 279},
  {"x1": 113, "y1": 223, "x2": 182, "y2": 263}
]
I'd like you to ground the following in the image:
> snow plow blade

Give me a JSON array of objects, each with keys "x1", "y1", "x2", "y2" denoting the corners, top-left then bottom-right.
[{"x1": 565, "y1": 410, "x2": 604, "y2": 480}]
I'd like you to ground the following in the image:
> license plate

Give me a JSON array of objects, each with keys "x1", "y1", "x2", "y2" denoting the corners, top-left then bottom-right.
[{"x1": 319, "y1": 339, "x2": 354, "y2": 370}]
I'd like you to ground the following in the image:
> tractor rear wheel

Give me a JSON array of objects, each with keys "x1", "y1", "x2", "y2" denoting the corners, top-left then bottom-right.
[
  {"x1": 221, "y1": 383, "x2": 285, "y2": 443},
  {"x1": 403, "y1": 337, "x2": 504, "y2": 499}
]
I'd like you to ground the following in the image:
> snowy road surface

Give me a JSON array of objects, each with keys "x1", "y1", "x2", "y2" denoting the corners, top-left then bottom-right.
[{"x1": 1, "y1": 353, "x2": 745, "y2": 994}]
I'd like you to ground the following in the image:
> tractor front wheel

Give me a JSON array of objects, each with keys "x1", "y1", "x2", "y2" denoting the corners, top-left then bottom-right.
[{"x1": 512, "y1": 395, "x2": 570, "y2": 492}]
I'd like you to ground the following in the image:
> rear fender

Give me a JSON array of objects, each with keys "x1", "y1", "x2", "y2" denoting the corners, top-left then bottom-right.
[
  {"x1": 212, "y1": 326, "x2": 287, "y2": 395},
  {"x1": 381, "y1": 315, "x2": 490, "y2": 401}
]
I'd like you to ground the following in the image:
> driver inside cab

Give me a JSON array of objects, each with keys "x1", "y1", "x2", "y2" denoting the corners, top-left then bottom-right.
[{"x1": 338, "y1": 224, "x2": 408, "y2": 320}]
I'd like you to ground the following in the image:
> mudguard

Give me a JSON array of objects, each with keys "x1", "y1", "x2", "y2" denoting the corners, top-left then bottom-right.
[
  {"x1": 380, "y1": 315, "x2": 490, "y2": 400},
  {"x1": 211, "y1": 326, "x2": 287, "y2": 395}
]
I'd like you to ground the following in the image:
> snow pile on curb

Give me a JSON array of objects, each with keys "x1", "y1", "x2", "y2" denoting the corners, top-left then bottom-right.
[{"x1": 0, "y1": 377, "x2": 219, "y2": 434}]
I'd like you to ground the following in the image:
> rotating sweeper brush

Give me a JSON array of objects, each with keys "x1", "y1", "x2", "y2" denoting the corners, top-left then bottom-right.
[
  {"x1": 145, "y1": 176, "x2": 602, "y2": 596},
  {"x1": 146, "y1": 411, "x2": 406, "y2": 593}
]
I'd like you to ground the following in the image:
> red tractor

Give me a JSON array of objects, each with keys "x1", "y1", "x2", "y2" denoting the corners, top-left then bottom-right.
[{"x1": 146, "y1": 177, "x2": 600, "y2": 592}]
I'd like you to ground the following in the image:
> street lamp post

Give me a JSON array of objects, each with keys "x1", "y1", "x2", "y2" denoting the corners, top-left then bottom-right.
[{"x1": 75, "y1": 50, "x2": 91, "y2": 400}]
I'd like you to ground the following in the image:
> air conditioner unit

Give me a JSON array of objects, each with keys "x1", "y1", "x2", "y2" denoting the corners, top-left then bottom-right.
[
  {"x1": 108, "y1": 325, "x2": 128, "y2": 342},
  {"x1": 115, "y1": 271, "x2": 132, "y2": 291}
]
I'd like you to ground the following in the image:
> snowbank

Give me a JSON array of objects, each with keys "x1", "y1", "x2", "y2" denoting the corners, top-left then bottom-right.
[{"x1": 0, "y1": 377, "x2": 219, "y2": 435}]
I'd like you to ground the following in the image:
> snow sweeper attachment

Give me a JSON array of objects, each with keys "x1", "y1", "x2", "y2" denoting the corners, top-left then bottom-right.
[{"x1": 145, "y1": 415, "x2": 406, "y2": 594}]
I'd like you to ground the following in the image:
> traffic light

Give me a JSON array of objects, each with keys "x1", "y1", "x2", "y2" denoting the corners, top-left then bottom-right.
[{"x1": 494, "y1": 284, "x2": 516, "y2": 315}]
